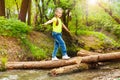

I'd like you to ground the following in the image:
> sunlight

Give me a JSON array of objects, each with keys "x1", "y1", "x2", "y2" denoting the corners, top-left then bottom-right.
[{"x1": 88, "y1": 0, "x2": 97, "y2": 5}]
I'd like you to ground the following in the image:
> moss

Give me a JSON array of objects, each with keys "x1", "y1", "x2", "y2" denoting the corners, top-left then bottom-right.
[
  {"x1": 77, "y1": 30, "x2": 119, "y2": 51},
  {"x1": 0, "y1": 49, "x2": 7, "y2": 71},
  {"x1": 0, "y1": 57, "x2": 7, "y2": 71}
]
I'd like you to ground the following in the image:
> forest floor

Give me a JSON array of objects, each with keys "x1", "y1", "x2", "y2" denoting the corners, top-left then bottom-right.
[{"x1": 0, "y1": 36, "x2": 24, "y2": 61}]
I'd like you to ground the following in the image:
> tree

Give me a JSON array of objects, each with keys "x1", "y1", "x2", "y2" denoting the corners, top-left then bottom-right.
[
  {"x1": 0, "y1": 0, "x2": 5, "y2": 17},
  {"x1": 85, "y1": 0, "x2": 89, "y2": 26},
  {"x1": 98, "y1": 1, "x2": 120, "y2": 24},
  {"x1": 14, "y1": 0, "x2": 20, "y2": 14},
  {"x1": 27, "y1": 0, "x2": 31, "y2": 25},
  {"x1": 18, "y1": 0, "x2": 30, "y2": 22}
]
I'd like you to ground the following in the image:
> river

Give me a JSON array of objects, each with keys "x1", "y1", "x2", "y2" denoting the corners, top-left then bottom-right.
[{"x1": 0, "y1": 61, "x2": 120, "y2": 80}]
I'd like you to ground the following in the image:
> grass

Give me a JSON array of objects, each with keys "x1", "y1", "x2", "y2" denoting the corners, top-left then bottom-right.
[{"x1": 77, "y1": 30, "x2": 119, "y2": 51}]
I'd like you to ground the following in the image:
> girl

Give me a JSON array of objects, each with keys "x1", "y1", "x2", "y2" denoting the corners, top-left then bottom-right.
[{"x1": 43, "y1": 7, "x2": 70, "y2": 60}]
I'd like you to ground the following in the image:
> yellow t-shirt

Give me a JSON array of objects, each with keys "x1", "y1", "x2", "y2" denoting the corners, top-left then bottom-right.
[{"x1": 52, "y1": 17, "x2": 62, "y2": 33}]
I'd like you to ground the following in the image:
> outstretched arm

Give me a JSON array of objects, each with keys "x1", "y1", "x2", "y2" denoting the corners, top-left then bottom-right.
[
  {"x1": 62, "y1": 23, "x2": 70, "y2": 33},
  {"x1": 43, "y1": 19, "x2": 54, "y2": 25}
]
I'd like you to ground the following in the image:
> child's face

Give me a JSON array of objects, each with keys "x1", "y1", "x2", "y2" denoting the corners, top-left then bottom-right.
[{"x1": 55, "y1": 10, "x2": 63, "y2": 18}]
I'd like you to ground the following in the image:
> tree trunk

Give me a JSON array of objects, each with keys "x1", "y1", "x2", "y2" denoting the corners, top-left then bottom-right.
[
  {"x1": 1, "y1": 52, "x2": 120, "y2": 70},
  {"x1": 6, "y1": 8, "x2": 11, "y2": 18},
  {"x1": 42, "y1": 0, "x2": 45, "y2": 23},
  {"x1": 98, "y1": 2, "x2": 120, "y2": 24},
  {"x1": 18, "y1": 0, "x2": 30, "y2": 22},
  {"x1": 14, "y1": 0, "x2": 19, "y2": 14},
  {"x1": 0, "y1": 0, "x2": 5, "y2": 17},
  {"x1": 77, "y1": 49, "x2": 100, "y2": 57},
  {"x1": 75, "y1": 14, "x2": 78, "y2": 35},
  {"x1": 81, "y1": 52, "x2": 120, "y2": 63},
  {"x1": 62, "y1": 11, "x2": 67, "y2": 27},
  {"x1": 5, "y1": 57, "x2": 81, "y2": 69},
  {"x1": 33, "y1": 0, "x2": 39, "y2": 26},
  {"x1": 49, "y1": 52, "x2": 120, "y2": 76},
  {"x1": 85, "y1": 1, "x2": 89, "y2": 26},
  {"x1": 50, "y1": 63, "x2": 88, "y2": 76},
  {"x1": 36, "y1": 0, "x2": 43, "y2": 23},
  {"x1": 27, "y1": 0, "x2": 31, "y2": 25}
]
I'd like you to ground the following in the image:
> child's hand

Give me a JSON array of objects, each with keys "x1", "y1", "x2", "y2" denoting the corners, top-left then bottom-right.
[
  {"x1": 66, "y1": 30, "x2": 70, "y2": 34},
  {"x1": 42, "y1": 24, "x2": 46, "y2": 26}
]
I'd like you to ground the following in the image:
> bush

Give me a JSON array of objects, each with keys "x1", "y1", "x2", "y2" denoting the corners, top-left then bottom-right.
[
  {"x1": 113, "y1": 24, "x2": 120, "y2": 38},
  {"x1": 21, "y1": 37, "x2": 47, "y2": 60},
  {"x1": 0, "y1": 49, "x2": 7, "y2": 71},
  {"x1": 0, "y1": 17, "x2": 32, "y2": 37},
  {"x1": 77, "y1": 30, "x2": 119, "y2": 50}
]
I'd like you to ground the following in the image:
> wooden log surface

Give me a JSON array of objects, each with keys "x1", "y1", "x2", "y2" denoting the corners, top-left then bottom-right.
[
  {"x1": 49, "y1": 52, "x2": 120, "y2": 76},
  {"x1": 5, "y1": 57, "x2": 81, "y2": 69},
  {"x1": 77, "y1": 49, "x2": 100, "y2": 56},
  {"x1": 81, "y1": 52, "x2": 120, "y2": 63},
  {"x1": 0, "y1": 52, "x2": 120, "y2": 69},
  {"x1": 50, "y1": 63, "x2": 88, "y2": 76}
]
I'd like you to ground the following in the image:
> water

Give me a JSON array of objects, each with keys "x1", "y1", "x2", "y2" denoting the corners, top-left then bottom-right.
[{"x1": 0, "y1": 62, "x2": 120, "y2": 80}]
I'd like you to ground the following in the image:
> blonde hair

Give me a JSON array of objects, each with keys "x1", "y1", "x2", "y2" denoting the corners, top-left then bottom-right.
[
  {"x1": 55, "y1": 7, "x2": 63, "y2": 13},
  {"x1": 54, "y1": 8, "x2": 63, "y2": 26}
]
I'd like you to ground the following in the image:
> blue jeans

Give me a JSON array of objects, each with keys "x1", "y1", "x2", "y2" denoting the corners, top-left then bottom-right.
[{"x1": 52, "y1": 32, "x2": 67, "y2": 58}]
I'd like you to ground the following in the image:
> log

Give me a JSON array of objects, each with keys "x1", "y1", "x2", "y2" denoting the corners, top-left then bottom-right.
[
  {"x1": 1, "y1": 52, "x2": 120, "y2": 70},
  {"x1": 49, "y1": 63, "x2": 89, "y2": 76},
  {"x1": 5, "y1": 57, "x2": 81, "y2": 69},
  {"x1": 81, "y1": 52, "x2": 120, "y2": 63},
  {"x1": 49, "y1": 61, "x2": 105, "y2": 76},
  {"x1": 77, "y1": 49, "x2": 100, "y2": 57},
  {"x1": 49, "y1": 52, "x2": 120, "y2": 76}
]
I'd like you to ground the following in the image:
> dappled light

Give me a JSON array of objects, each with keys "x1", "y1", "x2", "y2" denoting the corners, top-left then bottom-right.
[{"x1": 88, "y1": 0, "x2": 98, "y2": 5}]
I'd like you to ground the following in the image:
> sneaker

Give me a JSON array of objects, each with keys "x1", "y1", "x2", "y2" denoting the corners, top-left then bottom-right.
[
  {"x1": 52, "y1": 57, "x2": 59, "y2": 61},
  {"x1": 62, "y1": 55, "x2": 70, "y2": 60}
]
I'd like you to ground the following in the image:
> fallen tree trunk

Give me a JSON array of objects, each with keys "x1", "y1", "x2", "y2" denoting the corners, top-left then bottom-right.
[
  {"x1": 77, "y1": 49, "x2": 100, "y2": 57},
  {"x1": 81, "y1": 52, "x2": 120, "y2": 63},
  {"x1": 5, "y1": 57, "x2": 81, "y2": 69},
  {"x1": 49, "y1": 63, "x2": 89, "y2": 76},
  {"x1": 1, "y1": 52, "x2": 120, "y2": 70},
  {"x1": 49, "y1": 52, "x2": 120, "y2": 76}
]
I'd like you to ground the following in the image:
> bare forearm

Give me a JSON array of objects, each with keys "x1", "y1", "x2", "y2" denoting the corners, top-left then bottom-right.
[
  {"x1": 44, "y1": 20, "x2": 53, "y2": 25},
  {"x1": 62, "y1": 24, "x2": 69, "y2": 32}
]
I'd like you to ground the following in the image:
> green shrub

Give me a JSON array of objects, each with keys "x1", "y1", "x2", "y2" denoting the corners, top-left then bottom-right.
[
  {"x1": 77, "y1": 30, "x2": 119, "y2": 50},
  {"x1": 0, "y1": 49, "x2": 7, "y2": 71},
  {"x1": 0, "y1": 17, "x2": 32, "y2": 37},
  {"x1": 113, "y1": 24, "x2": 120, "y2": 38},
  {"x1": 21, "y1": 37, "x2": 47, "y2": 60}
]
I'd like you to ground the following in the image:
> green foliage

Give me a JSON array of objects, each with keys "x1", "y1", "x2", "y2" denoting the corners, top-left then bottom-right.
[
  {"x1": 0, "y1": 57, "x2": 7, "y2": 71},
  {"x1": 5, "y1": 0, "x2": 21, "y2": 9},
  {"x1": 0, "y1": 17, "x2": 32, "y2": 37},
  {"x1": 58, "y1": 0, "x2": 73, "y2": 9},
  {"x1": 113, "y1": 24, "x2": 120, "y2": 38},
  {"x1": 0, "y1": 49, "x2": 7, "y2": 71},
  {"x1": 5, "y1": 0, "x2": 21, "y2": 18},
  {"x1": 21, "y1": 37, "x2": 47, "y2": 60},
  {"x1": 77, "y1": 30, "x2": 119, "y2": 50},
  {"x1": 35, "y1": 24, "x2": 52, "y2": 32}
]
